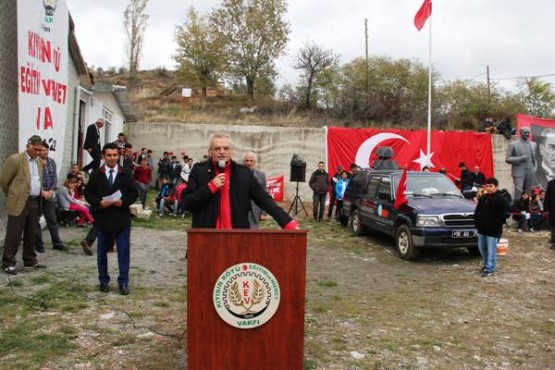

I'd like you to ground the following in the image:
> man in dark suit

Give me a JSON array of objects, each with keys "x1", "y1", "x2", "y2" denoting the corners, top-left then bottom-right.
[
  {"x1": 82, "y1": 118, "x2": 104, "y2": 173},
  {"x1": 169, "y1": 155, "x2": 182, "y2": 185},
  {"x1": 183, "y1": 132, "x2": 298, "y2": 229},
  {"x1": 1, "y1": 135, "x2": 47, "y2": 275},
  {"x1": 84, "y1": 143, "x2": 138, "y2": 295}
]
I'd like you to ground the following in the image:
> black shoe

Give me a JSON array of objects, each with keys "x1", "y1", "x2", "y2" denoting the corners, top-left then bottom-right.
[
  {"x1": 4, "y1": 266, "x2": 17, "y2": 275},
  {"x1": 35, "y1": 245, "x2": 45, "y2": 253},
  {"x1": 481, "y1": 270, "x2": 494, "y2": 277},
  {"x1": 81, "y1": 240, "x2": 93, "y2": 256},
  {"x1": 119, "y1": 284, "x2": 129, "y2": 296},
  {"x1": 99, "y1": 284, "x2": 109, "y2": 293},
  {"x1": 24, "y1": 263, "x2": 47, "y2": 269},
  {"x1": 53, "y1": 244, "x2": 67, "y2": 251}
]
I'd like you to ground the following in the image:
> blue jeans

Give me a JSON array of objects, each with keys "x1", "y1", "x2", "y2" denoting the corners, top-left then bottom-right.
[
  {"x1": 96, "y1": 227, "x2": 131, "y2": 286},
  {"x1": 477, "y1": 234, "x2": 497, "y2": 273}
]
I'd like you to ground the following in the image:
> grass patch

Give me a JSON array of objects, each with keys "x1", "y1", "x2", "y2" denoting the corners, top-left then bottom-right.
[
  {"x1": 317, "y1": 279, "x2": 337, "y2": 288},
  {"x1": 30, "y1": 274, "x2": 52, "y2": 285}
]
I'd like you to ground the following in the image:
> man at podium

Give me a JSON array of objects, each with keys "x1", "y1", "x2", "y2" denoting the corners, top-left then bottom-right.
[{"x1": 183, "y1": 133, "x2": 299, "y2": 229}]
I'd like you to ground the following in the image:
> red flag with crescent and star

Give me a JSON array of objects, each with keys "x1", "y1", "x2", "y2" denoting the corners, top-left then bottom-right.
[
  {"x1": 394, "y1": 168, "x2": 408, "y2": 209},
  {"x1": 326, "y1": 127, "x2": 494, "y2": 183},
  {"x1": 414, "y1": 0, "x2": 432, "y2": 31}
]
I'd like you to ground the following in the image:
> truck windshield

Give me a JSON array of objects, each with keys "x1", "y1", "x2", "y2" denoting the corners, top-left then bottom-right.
[{"x1": 398, "y1": 174, "x2": 462, "y2": 198}]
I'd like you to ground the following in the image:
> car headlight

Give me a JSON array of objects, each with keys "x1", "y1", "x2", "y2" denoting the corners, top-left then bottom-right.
[{"x1": 416, "y1": 215, "x2": 440, "y2": 227}]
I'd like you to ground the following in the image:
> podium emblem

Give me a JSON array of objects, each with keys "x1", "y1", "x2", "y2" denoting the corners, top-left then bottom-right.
[{"x1": 213, "y1": 262, "x2": 281, "y2": 329}]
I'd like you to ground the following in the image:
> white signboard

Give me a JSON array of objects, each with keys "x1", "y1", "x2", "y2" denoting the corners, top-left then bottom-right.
[{"x1": 17, "y1": 0, "x2": 69, "y2": 166}]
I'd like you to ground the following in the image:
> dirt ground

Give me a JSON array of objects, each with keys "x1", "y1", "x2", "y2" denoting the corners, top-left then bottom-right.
[{"x1": 1, "y1": 217, "x2": 554, "y2": 369}]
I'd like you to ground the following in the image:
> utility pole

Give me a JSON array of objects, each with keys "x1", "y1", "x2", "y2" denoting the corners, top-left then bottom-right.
[
  {"x1": 486, "y1": 65, "x2": 491, "y2": 101},
  {"x1": 365, "y1": 18, "x2": 369, "y2": 101}
]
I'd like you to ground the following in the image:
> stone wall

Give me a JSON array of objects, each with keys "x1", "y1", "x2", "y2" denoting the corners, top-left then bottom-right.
[{"x1": 128, "y1": 122, "x2": 516, "y2": 202}]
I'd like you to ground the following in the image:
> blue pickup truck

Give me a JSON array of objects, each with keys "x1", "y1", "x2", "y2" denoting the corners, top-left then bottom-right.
[{"x1": 340, "y1": 170, "x2": 479, "y2": 260}]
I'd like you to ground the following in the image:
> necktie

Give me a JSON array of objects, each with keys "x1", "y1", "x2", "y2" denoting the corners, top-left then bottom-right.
[{"x1": 108, "y1": 169, "x2": 114, "y2": 186}]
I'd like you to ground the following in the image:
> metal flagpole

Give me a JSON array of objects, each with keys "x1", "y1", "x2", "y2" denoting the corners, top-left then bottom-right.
[{"x1": 426, "y1": 14, "x2": 433, "y2": 156}]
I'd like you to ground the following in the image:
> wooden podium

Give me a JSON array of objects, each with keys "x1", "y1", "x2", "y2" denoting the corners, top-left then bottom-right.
[{"x1": 187, "y1": 229, "x2": 307, "y2": 369}]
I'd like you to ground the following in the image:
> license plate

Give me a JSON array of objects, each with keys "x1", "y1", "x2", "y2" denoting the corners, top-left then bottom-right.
[{"x1": 452, "y1": 230, "x2": 476, "y2": 238}]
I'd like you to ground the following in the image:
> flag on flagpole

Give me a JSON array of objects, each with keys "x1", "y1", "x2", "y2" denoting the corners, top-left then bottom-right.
[
  {"x1": 414, "y1": 0, "x2": 432, "y2": 31},
  {"x1": 394, "y1": 168, "x2": 408, "y2": 209}
]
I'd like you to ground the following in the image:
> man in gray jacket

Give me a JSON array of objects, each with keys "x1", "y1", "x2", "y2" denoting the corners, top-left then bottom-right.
[
  {"x1": 505, "y1": 126, "x2": 538, "y2": 205},
  {"x1": 309, "y1": 161, "x2": 329, "y2": 222},
  {"x1": 243, "y1": 152, "x2": 267, "y2": 228}
]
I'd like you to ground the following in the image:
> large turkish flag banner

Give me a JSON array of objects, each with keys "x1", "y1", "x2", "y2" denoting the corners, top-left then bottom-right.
[{"x1": 326, "y1": 127, "x2": 494, "y2": 181}]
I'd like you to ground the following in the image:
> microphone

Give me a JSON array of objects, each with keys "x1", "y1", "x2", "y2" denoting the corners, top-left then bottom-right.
[{"x1": 218, "y1": 160, "x2": 226, "y2": 169}]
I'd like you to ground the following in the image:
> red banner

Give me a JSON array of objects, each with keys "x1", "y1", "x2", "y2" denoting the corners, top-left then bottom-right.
[
  {"x1": 266, "y1": 175, "x2": 284, "y2": 202},
  {"x1": 517, "y1": 113, "x2": 555, "y2": 189},
  {"x1": 327, "y1": 127, "x2": 494, "y2": 182}
]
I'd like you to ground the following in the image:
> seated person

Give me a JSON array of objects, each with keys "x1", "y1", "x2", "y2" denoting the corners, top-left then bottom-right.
[
  {"x1": 530, "y1": 192, "x2": 547, "y2": 230},
  {"x1": 174, "y1": 181, "x2": 187, "y2": 218},
  {"x1": 58, "y1": 176, "x2": 94, "y2": 227},
  {"x1": 155, "y1": 176, "x2": 175, "y2": 217},
  {"x1": 513, "y1": 191, "x2": 533, "y2": 232}
]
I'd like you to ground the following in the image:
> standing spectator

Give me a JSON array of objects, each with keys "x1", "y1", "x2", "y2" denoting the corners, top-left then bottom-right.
[
  {"x1": 180, "y1": 157, "x2": 194, "y2": 183},
  {"x1": 457, "y1": 162, "x2": 474, "y2": 199},
  {"x1": 35, "y1": 140, "x2": 66, "y2": 252},
  {"x1": 169, "y1": 155, "x2": 182, "y2": 185},
  {"x1": 474, "y1": 177, "x2": 507, "y2": 277},
  {"x1": 327, "y1": 166, "x2": 342, "y2": 220},
  {"x1": 84, "y1": 143, "x2": 138, "y2": 295},
  {"x1": 1, "y1": 135, "x2": 47, "y2": 275},
  {"x1": 473, "y1": 165, "x2": 486, "y2": 187},
  {"x1": 137, "y1": 147, "x2": 148, "y2": 164},
  {"x1": 349, "y1": 163, "x2": 360, "y2": 176},
  {"x1": 156, "y1": 152, "x2": 171, "y2": 189},
  {"x1": 134, "y1": 157, "x2": 152, "y2": 209},
  {"x1": 121, "y1": 142, "x2": 135, "y2": 173},
  {"x1": 114, "y1": 132, "x2": 127, "y2": 149},
  {"x1": 146, "y1": 150, "x2": 154, "y2": 169},
  {"x1": 544, "y1": 178, "x2": 555, "y2": 249},
  {"x1": 243, "y1": 152, "x2": 267, "y2": 228},
  {"x1": 334, "y1": 171, "x2": 350, "y2": 220},
  {"x1": 82, "y1": 118, "x2": 104, "y2": 173},
  {"x1": 309, "y1": 161, "x2": 329, "y2": 222}
]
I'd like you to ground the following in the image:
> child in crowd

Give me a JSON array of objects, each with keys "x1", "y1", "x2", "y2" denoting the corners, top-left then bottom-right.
[{"x1": 58, "y1": 176, "x2": 94, "y2": 227}]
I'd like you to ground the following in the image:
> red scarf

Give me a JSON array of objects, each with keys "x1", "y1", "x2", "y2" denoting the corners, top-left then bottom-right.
[{"x1": 215, "y1": 162, "x2": 232, "y2": 229}]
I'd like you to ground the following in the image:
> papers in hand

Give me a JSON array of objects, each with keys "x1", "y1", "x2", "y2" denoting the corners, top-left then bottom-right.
[{"x1": 102, "y1": 190, "x2": 122, "y2": 202}]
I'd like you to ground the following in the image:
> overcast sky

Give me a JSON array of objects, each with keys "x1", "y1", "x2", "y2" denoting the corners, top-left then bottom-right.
[{"x1": 66, "y1": 0, "x2": 555, "y2": 92}]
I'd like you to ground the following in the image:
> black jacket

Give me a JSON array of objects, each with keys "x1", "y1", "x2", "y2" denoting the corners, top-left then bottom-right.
[
  {"x1": 183, "y1": 160, "x2": 293, "y2": 228},
  {"x1": 84, "y1": 165, "x2": 138, "y2": 232},
  {"x1": 83, "y1": 124, "x2": 101, "y2": 155},
  {"x1": 544, "y1": 179, "x2": 555, "y2": 226},
  {"x1": 474, "y1": 190, "x2": 507, "y2": 238},
  {"x1": 309, "y1": 170, "x2": 329, "y2": 194}
]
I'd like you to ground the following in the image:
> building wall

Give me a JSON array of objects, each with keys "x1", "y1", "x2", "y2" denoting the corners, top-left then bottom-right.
[
  {"x1": 128, "y1": 123, "x2": 516, "y2": 202},
  {"x1": 0, "y1": 0, "x2": 19, "y2": 233}
]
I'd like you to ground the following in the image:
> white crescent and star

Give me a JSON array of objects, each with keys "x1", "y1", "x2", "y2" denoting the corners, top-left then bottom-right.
[{"x1": 354, "y1": 133, "x2": 435, "y2": 170}]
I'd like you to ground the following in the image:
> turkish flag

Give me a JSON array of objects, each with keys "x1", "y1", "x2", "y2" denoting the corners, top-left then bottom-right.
[
  {"x1": 394, "y1": 168, "x2": 408, "y2": 209},
  {"x1": 326, "y1": 127, "x2": 494, "y2": 183},
  {"x1": 414, "y1": 0, "x2": 432, "y2": 31}
]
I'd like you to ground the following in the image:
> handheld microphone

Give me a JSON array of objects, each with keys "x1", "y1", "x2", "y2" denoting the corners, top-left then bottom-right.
[{"x1": 218, "y1": 160, "x2": 226, "y2": 169}]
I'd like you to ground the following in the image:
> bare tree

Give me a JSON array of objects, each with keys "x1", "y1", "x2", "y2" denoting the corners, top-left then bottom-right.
[
  {"x1": 123, "y1": 0, "x2": 149, "y2": 83},
  {"x1": 294, "y1": 43, "x2": 337, "y2": 109}
]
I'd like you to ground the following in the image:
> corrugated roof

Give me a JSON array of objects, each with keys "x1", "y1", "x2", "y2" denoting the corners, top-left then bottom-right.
[{"x1": 93, "y1": 83, "x2": 137, "y2": 122}]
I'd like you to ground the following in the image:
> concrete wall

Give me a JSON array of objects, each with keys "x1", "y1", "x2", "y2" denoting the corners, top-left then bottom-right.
[
  {"x1": 128, "y1": 122, "x2": 516, "y2": 202},
  {"x1": 0, "y1": 0, "x2": 19, "y2": 234}
]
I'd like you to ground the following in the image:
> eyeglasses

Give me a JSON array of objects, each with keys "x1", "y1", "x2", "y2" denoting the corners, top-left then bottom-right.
[{"x1": 211, "y1": 146, "x2": 231, "y2": 152}]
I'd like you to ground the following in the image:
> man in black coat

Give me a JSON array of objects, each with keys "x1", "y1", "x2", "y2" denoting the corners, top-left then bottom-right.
[
  {"x1": 84, "y1": 143, "x2": 138, "y2": 295},
  {"x1": 474, "y1": 177, "x2": 507, "y2": 277},
  {"x1": 543, "y1": 178, "x2": 555, "y2": 249},
  {"x1": 308, "y1": 161, "x2": 329, "y2": 221},
  {"x1": 82, "y1": 118, "x2": 104, "y2": 173},
  {"x1": 183, "y1": 133, "x2": 298, "y2": 230}
]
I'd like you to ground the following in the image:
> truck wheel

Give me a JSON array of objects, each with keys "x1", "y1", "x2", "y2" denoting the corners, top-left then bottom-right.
[
  {"x1": 395, "y1": 224, "x2": 420, "y2": 260},
  {"x1": 351, "y1": 209, "x2": 366, "y2": 236}
]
